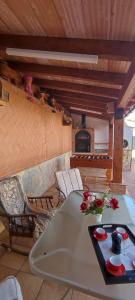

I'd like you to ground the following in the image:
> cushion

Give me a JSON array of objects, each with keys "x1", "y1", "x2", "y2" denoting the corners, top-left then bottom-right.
[
  {"x1": 34, "y1": 209, "x2": 57, "y2": 239},
  {"x1": 0, "y1": 176, "x2": 27, "y2": 215}
]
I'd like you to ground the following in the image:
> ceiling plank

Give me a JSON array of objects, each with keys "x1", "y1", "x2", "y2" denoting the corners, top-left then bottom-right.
[
  {"x1": 35, "y1": 78, "x2": 120, "y2": 99},
  {"x1": 32, "y1": 74, "x2": 122, "y2": 89},
  {"x1": 1, "y1": 35, "x2": 135, "y2": 61},
  {"x1": 9, "y1": 61, "x2": 125, "y2": 86},
  {"x1": 47, "y1": 89, "x2": 116, "y2": 104}
]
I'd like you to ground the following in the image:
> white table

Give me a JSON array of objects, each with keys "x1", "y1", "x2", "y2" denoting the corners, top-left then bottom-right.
[{"x1": 29, "y1": 191, "x2": 135, "y2": 300}]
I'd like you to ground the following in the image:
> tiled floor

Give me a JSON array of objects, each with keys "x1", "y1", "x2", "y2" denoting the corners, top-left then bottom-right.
[
  {"x1": 0, "y1": 243, "x2": 101, "y2": 300},
  {"x1": 0, "y1": 166, "x2": 134, "y2": 300},
  {"x1": 0, "y1": 246, "x2": 99, "y2": 300},
  {"x1": 123, "y1": 160, "x2": 135, "y2": 200}
]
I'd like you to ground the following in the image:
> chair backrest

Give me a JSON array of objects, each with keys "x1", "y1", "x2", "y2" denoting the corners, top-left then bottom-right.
[
  {"x1": 56, "y1": 168, "x2": 83, "y2": 198},
  {"x1": 0, "y1": 276, "x2": 23, "y2": 300},
  {"x1": 0, "y1": 176, "x2": 28, "y2": 216}
]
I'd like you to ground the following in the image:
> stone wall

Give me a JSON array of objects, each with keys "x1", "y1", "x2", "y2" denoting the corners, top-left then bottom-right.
[{"x1": 18, "y1": 152, "x2": 71, "y2": 196}]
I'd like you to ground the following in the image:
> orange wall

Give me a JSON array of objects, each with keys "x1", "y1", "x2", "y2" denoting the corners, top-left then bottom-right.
[{"x1": 0, "y1": 79, "x2": 72, "y2": 178}]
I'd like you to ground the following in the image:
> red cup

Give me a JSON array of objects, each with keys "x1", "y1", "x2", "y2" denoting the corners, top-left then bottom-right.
[
  {"x1": 116, "y1": 227, "x2": 128, "y2": 240},
  {"x1": 109, "y1": 256, "x2": 122, "y2": 271},
  {"x1": 95, "y1": 227, "x2": 106, "y2": 239}
]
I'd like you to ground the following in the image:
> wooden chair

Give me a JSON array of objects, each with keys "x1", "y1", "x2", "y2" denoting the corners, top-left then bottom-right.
[
  {"x1": 0, "y1": 176, "x2": 54, "y2": 254},
  {"x1": 56, "y1": 168, "x2": 89, "y2": 204}
]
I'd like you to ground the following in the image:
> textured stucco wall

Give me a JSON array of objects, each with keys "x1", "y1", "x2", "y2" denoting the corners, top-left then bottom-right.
[
  {"x1": 18, "y1": 151, "x2": 71, "y2": 196},
  {"x1": 0, "y1": 79, "x2": 72, "y2": 179}
]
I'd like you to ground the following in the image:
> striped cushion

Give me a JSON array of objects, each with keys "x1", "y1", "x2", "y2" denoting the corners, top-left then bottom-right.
[{"x1": 56, "y1": 168, "x2": 83, "y2": 198}]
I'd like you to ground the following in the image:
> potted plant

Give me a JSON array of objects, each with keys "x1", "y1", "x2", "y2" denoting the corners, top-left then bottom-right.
[{"x1": 80, "y1": 189, "x2": 119, "y2": 223}]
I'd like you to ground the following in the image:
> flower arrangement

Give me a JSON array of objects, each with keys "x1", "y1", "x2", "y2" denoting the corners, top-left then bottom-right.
[{"x1": 80, "y1": 189, "x2": 119, "y2": 216}]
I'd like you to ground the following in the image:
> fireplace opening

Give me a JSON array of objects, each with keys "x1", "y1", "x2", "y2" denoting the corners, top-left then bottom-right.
[{"x1": 75, "y1": 130, "x2": 91, "y2": 153}]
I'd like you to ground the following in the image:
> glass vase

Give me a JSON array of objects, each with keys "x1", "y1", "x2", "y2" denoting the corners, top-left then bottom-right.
[{"x1": 89, "y1": 213, "x2": 102, "y2": 224}]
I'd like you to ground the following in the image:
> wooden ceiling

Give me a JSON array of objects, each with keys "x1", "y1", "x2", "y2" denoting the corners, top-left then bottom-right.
[
  {"x1": 0, "y1": 0, "x2": 135, "y2": 40},
  {"x1": 0, "y1": 0, "x2": 135, "y2": 118}
]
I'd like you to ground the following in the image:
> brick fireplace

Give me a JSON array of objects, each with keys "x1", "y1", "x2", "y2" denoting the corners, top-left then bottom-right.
[{"x1": 72, "y1": 128, "x2": 94, "y2": 153}]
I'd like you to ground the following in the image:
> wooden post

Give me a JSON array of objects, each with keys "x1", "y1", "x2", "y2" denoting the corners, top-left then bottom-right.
[
  {"x1": 108, "y1": 121, "x2": 113, "y2": 156},
  {"x1": 113, "y1": 108, "x2": 124, "y2": 183}
]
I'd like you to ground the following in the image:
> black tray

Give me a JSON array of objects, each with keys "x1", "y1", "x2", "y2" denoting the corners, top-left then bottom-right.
[{"x1": 88, "y1": 224, "x2": 135, "y2": 285}]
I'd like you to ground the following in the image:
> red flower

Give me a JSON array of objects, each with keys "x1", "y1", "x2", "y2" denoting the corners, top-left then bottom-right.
[
  {"x1": 110, "y1": 198, "x2": 119, "y2": 209},
  {"x1": 83, "y1": 191, "x2": 90, "y2": 200},
  {"x1": 95, "y1": 199, "x2": 104, "y2": 208},
  {"x1": 80, "y1": 201, "x2": 88, "y2": 212}
]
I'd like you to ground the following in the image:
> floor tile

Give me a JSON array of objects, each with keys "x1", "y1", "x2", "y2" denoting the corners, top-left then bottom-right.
[
  {"x1": 15, "y1": 236, "x2": 34, "y2": 248},
  {"x1": 21, "y1": 259, "x2": 32, "y2": 274},
  {"x1": 0, "y1": 246, "x2": 6, "y2": 258},
  {"x1": 37, "y1": 280, "x2": 72, "y2": 300},
  {"x1": 0, "y1": 251, "x2": 27, "y2": 270},
  {"x1": 0, "y1": 230, "x2": 34, "y2": 254},
  {"x1": 72, "y1": 290, "x2": 101, "y2": 300},
  {"x1": 17, "y1": 271, "x2": 43, "y2": 300},
  {"x1": 0, "y1": 265, "x2": 17, "y2": 281}
]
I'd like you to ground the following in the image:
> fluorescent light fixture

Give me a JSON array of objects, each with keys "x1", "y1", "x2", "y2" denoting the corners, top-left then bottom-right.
[
  {"x1": 70, "y1": 107, "x2": 102, "y2": 115},
  {"x1": 6, "y1": 48, "x2": 98, "y2": 64}
]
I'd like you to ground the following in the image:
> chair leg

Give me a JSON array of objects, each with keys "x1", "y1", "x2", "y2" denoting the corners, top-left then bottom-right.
[
  {"x1": 0, "y1": 232, "x2": 29, "y2": 256},
  {"x1": 1, "y1": 242, "x2": 29, "y2": 256},
  {"x1": 0, "y1": 231, "x2": 13, "y2": 252}
]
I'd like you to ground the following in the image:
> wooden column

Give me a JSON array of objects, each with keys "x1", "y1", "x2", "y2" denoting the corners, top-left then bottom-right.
[
  {"x1": 108, "y1": 121, "x2": 113, "y2": 156},
  {"x1": 113, "y1": 108, "x2": 124, "y2": 183}
]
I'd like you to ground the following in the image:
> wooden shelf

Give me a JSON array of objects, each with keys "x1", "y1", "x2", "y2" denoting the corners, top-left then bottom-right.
[{"x1": 70, "y1": 154, "x2": 112, "y2": 169}]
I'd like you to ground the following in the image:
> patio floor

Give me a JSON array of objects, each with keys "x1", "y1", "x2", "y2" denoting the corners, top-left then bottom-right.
[
  {"x1": 0, "y1": 245, "x2": 100, "y2": 300},
  {"x1": 123, "y1": 160, "x2": 135, "y2": 201},
  {"x1": 0, "y1": 165, "x2": 134, "y2": 300}
]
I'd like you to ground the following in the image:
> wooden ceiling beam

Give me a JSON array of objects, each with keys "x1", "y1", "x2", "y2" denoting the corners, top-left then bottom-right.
[
  {"x1": 59, "y1": 102, "x2": 105, "y2": 112},
  {"x1": 118, "y1": 62, "x2": 135, "y2": 108},
  {"x1": 60, "y1": 102, "x2": 105, "y2": 112},
  {"x1": 124, "y1": 105, "x2": 135, "y2": 117},
  {"x1": 47, "y1": 89, "x2": 115, "y2": 104},
  {"x1": 1, "y1": 35, "x2": 135, "y2": 61},
  {"x1": 70, "y1": 110, "x2": 112, "y2": 120},
  {"x1": 35, "y1": 78, "x2": 119, "y2": 99},
  {"x1": 55, "y1": 96, "x2": 106, "y2": 109},
  {"x1": 9, "y1": 62, "x2": 125, "y2": 86},
  {"x1": 127, "y1": 100, "x2": 135, "y2": 106}
]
